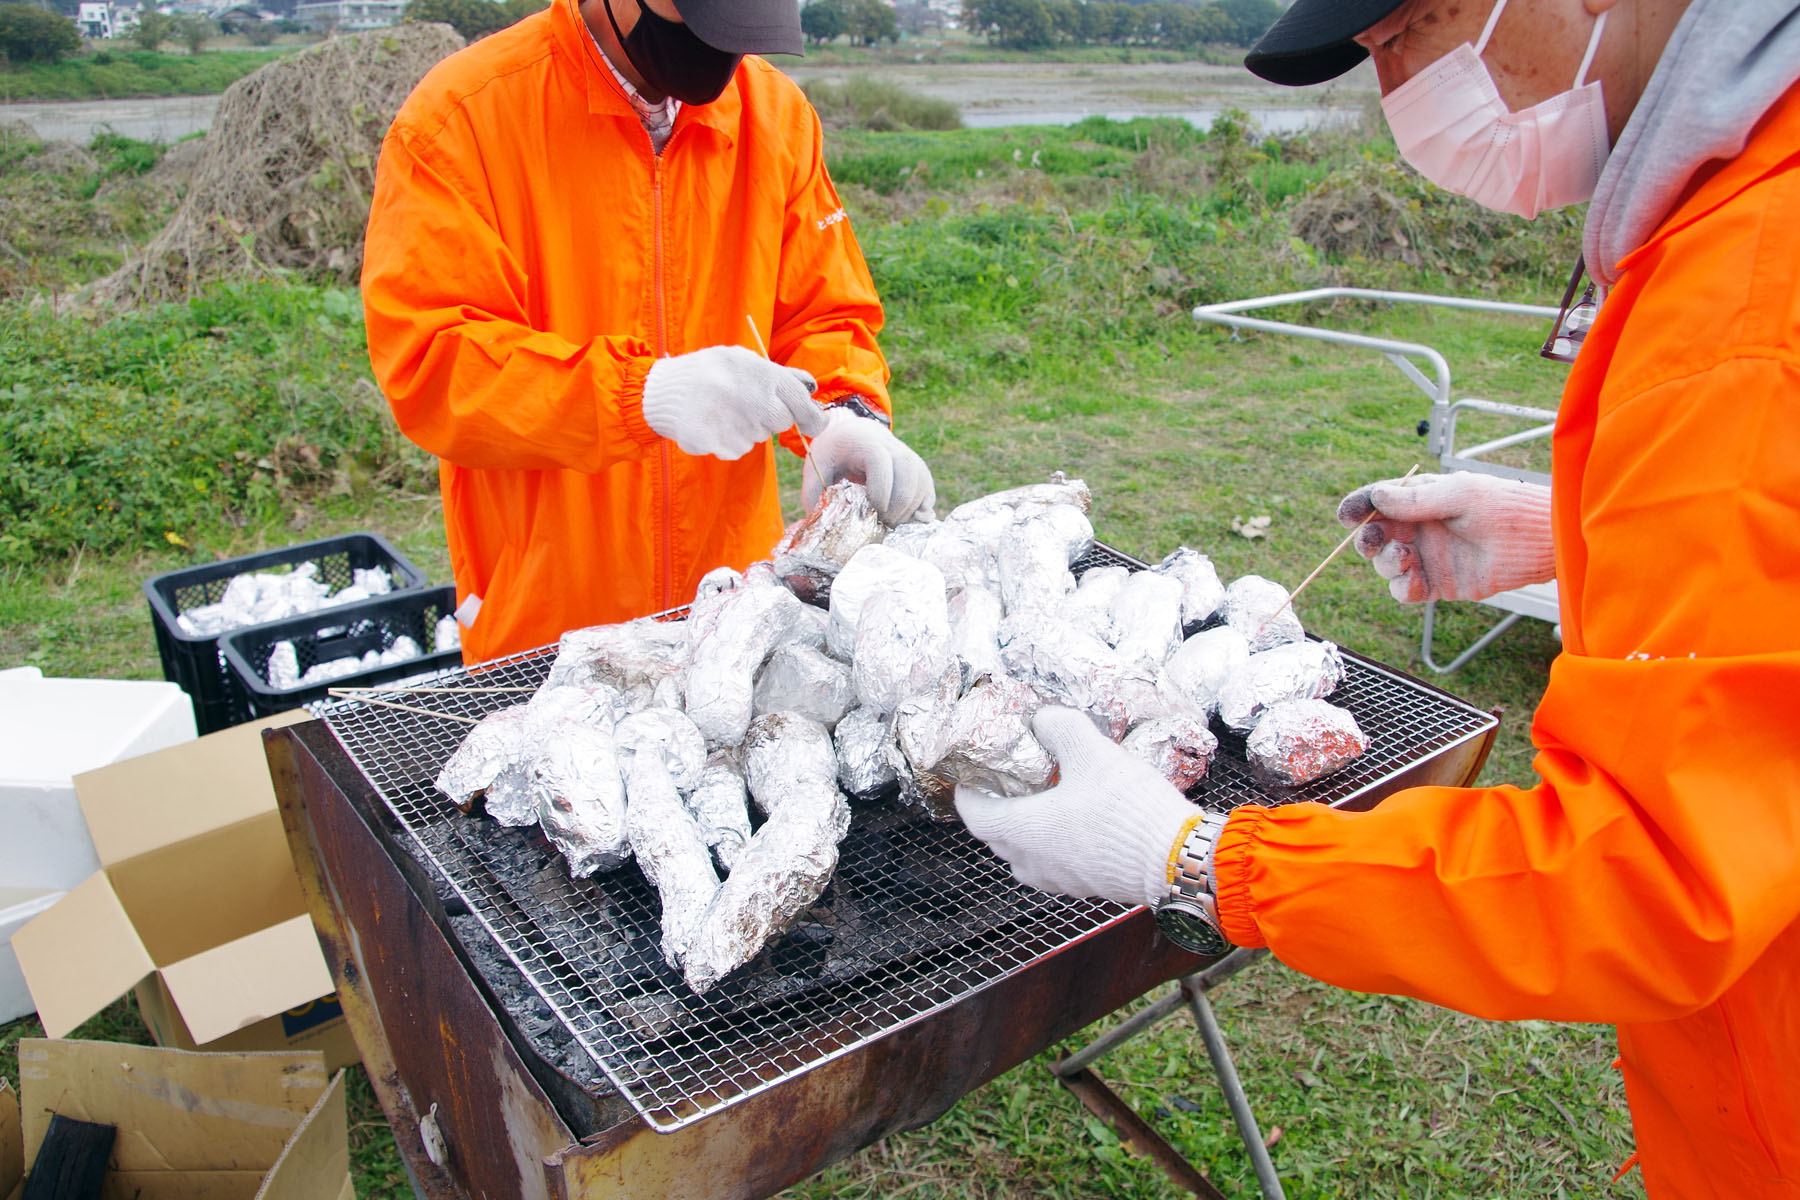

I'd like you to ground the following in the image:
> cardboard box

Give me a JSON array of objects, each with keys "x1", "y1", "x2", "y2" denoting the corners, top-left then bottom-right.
[
  {"x1": 10, "y1": 714, "x2": 360, "y2": 1071},
  {"x1": 1, "y1": 1040, "x2": 352, "y2": 1200},
  {"x1": 0, "y1": 889, "x2": 63, "y2": 1026}
]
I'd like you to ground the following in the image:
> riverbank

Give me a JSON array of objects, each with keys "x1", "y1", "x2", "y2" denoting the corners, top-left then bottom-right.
[{"x1": 0, "y1": 47, "x2": 288, "y2": 104}]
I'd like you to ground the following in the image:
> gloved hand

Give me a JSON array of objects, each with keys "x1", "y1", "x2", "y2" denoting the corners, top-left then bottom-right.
[
  {"x1": 1337, "y1": 471, "x2": 1554, "y2": 604},
  {"x1": 641, "y1": 345, "x2": 827, "y2": 460},
  {"x1": 955, "y1": 707, "x2": 1198, "y2": 910},
  {"x1": 801, "y1": 408, "x2": 937, "y2": 525}
]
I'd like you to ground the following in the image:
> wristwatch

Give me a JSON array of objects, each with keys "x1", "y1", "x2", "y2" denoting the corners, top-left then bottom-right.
[{"x1": 1153, "y1": 810, "x2": 1233, "y2": 957}]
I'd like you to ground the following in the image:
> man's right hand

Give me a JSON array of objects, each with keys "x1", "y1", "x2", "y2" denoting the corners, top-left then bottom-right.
[
  {"x1": 1336, "y1": 471, "x2": 1555, "y2": 604},
  {"x1": 641, "y1": 346, "x2": 827, "y2": 460}
]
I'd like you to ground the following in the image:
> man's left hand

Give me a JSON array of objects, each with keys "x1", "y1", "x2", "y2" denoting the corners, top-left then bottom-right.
[{"x1": 802, "y1": 409, "x2": 936, "y2": 525}]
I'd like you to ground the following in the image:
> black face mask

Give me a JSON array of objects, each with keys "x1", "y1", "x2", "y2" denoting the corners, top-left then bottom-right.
[{"x1": 603, "y1": 0, "x2": 741, "y2": 106}]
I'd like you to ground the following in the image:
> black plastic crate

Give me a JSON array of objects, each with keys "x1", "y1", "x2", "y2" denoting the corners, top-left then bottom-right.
[
  {"x1": 221, "y1": 585, "x2": 463, "y2": 721},
  {"x1": 144, "y1": 533, "x2": 429, "y2": 734}
]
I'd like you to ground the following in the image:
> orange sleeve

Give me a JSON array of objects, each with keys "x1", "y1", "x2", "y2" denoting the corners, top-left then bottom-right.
[
  {"x1": 1215, "y1": 357, "x2": 1800, "y2": 1025},
  {"x1": 769, "y1": 102, "x2": 891, "y2": 424},
  {"x1": 361, "y1": 121, "x2": 663, "y2": 474}
]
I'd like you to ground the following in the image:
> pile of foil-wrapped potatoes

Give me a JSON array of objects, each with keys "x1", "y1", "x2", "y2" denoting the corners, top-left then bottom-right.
[{"x1": 434, "y1": 476, "x2": 1367, "y2": 994}]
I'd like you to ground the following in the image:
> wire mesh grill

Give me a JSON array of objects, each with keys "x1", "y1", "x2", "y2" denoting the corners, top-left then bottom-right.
[{"x1": 319, "y1": 544, "x2": 1495, "y2": 1132}]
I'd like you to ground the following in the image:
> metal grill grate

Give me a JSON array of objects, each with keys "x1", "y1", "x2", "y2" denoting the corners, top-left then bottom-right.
[{"x1": 319, "y1": 544, "x2": 1495, "y2": 1132}]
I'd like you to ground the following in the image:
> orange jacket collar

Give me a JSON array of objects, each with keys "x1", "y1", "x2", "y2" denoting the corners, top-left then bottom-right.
[{"x1": 551, "y1": 0, "x2": 741, "y2": 144}]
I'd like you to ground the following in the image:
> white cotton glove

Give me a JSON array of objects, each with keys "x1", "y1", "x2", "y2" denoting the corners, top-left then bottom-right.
[
  {"x1": 801, "y1": 408, "x2": 938, "y2": 525},
  {"x1": 954, "y1": 707, "x2": 1198, "y2": 910},
  {"x1": 1336, "y1": 471, "x2": 1555, "y2": 604},
  {"x1": 641, "y1": 345, "x2": 827, "y2": 460}
]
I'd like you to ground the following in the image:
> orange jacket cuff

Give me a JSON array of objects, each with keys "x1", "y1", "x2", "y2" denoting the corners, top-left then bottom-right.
[
  {"x1": 616, "y1": 354, "x2": 661, "y2": 449},
  {"x1": 1214, "y1": 806, "x2": 1271, "y2": 949}
]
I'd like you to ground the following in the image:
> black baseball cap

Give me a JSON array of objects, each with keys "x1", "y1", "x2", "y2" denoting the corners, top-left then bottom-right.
[
  {"x1": 1244, "y1": 0, "x2": 1406, "y2": 86},
  {"x1": 676, "y1": 0, "x2": 803, "y2": 57}
]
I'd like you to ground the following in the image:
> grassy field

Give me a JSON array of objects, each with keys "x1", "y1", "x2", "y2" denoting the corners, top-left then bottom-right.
[
  {"x1": 0, "y1": 112, "x2": 1641, "y2": 1197},
  {"x1": 0, "y1": 47, "x2": 292, "y2": 102}
]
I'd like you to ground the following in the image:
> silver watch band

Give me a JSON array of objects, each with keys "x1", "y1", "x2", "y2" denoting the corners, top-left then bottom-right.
[{"x1": 1169, "y1": 809, "x2": 1230, "y2": 906}]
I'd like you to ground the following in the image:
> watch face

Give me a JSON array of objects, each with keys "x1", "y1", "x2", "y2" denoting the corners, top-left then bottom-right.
[{"x1": 1155, "y1": 901, "x2": 1230, "y2": 958}]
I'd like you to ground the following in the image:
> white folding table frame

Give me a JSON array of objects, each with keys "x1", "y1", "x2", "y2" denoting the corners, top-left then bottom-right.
[{"x1": 1192, "y1": 288, "x2": 1565, "y2": 673}]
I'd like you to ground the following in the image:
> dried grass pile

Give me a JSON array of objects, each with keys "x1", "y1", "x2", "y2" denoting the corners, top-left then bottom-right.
[{"x1": 95, "y1": 22, "x2": 464, "y2": 306}]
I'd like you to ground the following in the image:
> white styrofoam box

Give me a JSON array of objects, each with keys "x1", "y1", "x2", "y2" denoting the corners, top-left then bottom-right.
[
  {"x1": 1, "y1": 886, "x2": 64, "y2": 1023},
  {"x1": 0, "y1": 676, "x2": 197, "y2": 891},
  {"x1": 0, "y1": 666, "x2": 44, "y2": 683}
]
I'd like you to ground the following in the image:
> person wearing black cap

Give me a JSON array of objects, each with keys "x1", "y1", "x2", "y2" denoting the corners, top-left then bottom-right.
[
  {"x1": 958, "y1": 3, "x2": 1800, "y2": 1195},
  {"x1": 361, "y1": 0, "x2": 935, "y2": 665}
]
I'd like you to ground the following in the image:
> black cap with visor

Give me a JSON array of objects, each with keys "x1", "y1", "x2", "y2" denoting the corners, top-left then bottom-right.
[
  {"x1": 676, "y1": 0, "x2": 803, "y2": 57},
  {"x1": 1243, "y1": 0, "x2": 1408, "y2": 86}
]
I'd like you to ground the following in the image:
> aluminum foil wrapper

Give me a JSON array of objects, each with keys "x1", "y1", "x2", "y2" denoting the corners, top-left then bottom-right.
[
  {"x1": 948, "y1": 586, "x2": 1005, "y2": 689},
  {"x1": 1152, "y1": 547, "x2": 1226, "y2": 630},
  {"x1": 833, "y1": 704, "x2": 898, "y2": 800},
  {"x1": 530, "y1": 681, "x2": 631, "y2": 728},
  {"x1": 754, "y1": 641, "x2": 854, "y2": 728},
  {"x1": 827, "y1": 543, "x2": 945, "y2": 660},
  {"x1": 434, "y1": 704, "x2": 540, "y2": 822},
  {"x1": 685, "y1": 584, "x2": 809, "y2": 748},
  {"x1": 614, "y1": 707, "x2": 707, "y2": 792},
  {"x1": 770, "y1": 482, "x2": 886, "y2": 604},
  {"x1": 622, "y1": 752, "x2": 720, "y2": 971},
  {"x1": 945, "y1": 473, "x2": 1092, "y2": 523},
  {"x1": 997, "y1": 613, "x2": 1163, "y2": 739},
  {"x1": 1221, "y1": 574, "x2": 1305, "y2": 653},
  {"x1": 1216, "y1": 640, "x2": 1346, "y2": 734},
  {"x1": 1122, "y1": 714, "x2": 1218, "y2": 793},
  {"x1": 926, "y1": 676, "x2": 1052, "y2": 800},
  {"x1": 544, "y1": 618, "x2": 690, "y2": 709},
  {"x1": 892, "y1": 661, "x2": 963, "y2": 818},
  {"x1": 996, "y1": 505, "x2": 1091, "y2": 616},
  {"x1": 879, "y1": 520, "x2": 935, "y2": 558},
  {"x1": 681, "y1": 713, "x2": 850, "y2": 993},
  {"x1": 533, "y1": 720, "x2": 629, "y2": 877},
  {"x1": 685, "y1": 763, "x2": 752, "y2": 873},
  {"x1": 1109, "y1": 569, "x2": 1184, "y2": 669},
  {"x1": 915, "y1": 522, "x2": 1000, "y2": 595},
  {"x1": 852, "y1": 585, "x2": 953, "y2": 714},
  {"x1": 1065, "y1": 565, "x2": 1129, "y2": 643},
  {"x1": 1160, "y1": 626, "x2": 1251, "y2": 718},
  {"x1": 1246, "y1": 699, "x2": 1368, "y2": 788}
]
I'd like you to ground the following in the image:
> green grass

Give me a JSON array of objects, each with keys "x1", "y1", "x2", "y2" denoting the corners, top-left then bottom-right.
[
  {"x1": 0, "y1": 47, "x2": 288, "y2": 101},
  {"x1": 796, "y1": 39, "x2": 1232, "y2": 68},
  {"x1": 0, "y1": 115, "x2": 1635, "y2": 1198}
]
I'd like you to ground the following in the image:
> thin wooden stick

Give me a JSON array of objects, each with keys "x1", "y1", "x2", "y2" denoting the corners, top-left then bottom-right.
[
  {"x1": 746, "y1": 314, "x2": 825, "y2": 495},
  {"x1": 333, "y1": 685, "x2": 535, "y2": 695},
  {"x1": 326, "y1": 689, "x2": 481, "y2": 724},
  {"x1": 1264, "y1": 464, "x2": 1421, "y2": 628}
]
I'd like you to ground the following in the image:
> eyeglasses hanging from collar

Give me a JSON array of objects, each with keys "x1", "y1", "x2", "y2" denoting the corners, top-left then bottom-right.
[{"x1": 1541, "y1": 254, "x2": 1599, "y2": 365}]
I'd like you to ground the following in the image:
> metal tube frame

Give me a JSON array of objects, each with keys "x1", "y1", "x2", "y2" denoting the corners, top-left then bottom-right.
[
  {"x1": 1192, "y1": 288, "x2": 1564, "y2": 673},
  {"x1": 1050, "y1": 948, "x2": 1285, "y2": 1199}
]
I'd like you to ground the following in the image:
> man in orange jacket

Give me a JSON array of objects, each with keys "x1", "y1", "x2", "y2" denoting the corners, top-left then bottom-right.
[
  {"x1": 363, "y1": 0, "x2": 935, "y2": 664},
  {"x1": 958, "y1": 1, "x2": 1800, "y2": 1195}
]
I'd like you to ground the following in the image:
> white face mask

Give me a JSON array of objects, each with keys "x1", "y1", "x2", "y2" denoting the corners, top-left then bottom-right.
[{"x1": 1381, "y1": 0, "x2": 1611, "y2": 218}]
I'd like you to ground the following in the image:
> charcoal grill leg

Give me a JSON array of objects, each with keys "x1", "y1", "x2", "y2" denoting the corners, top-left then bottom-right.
[{"x1": 1185, "y1": 982, "x2": 1285, "y2": 1200}]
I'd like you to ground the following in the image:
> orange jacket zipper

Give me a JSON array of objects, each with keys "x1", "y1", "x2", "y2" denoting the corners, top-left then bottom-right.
[{"x1": 652, "y1": 152, "x2": 673, "y2": 611}]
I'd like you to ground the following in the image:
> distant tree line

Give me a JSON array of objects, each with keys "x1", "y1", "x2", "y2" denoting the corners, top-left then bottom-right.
[
  {"x1": 402, "y1": 0, "x2": 545, "y2": 42},
  {"x1": 801, "y1": 0, "x2": 899, "y2": 46},
  {"x1": 962, "y1": 0, "x2": 1282, "y2": 50},
  {"x1": 0, "y1": 2, "x2": 80, "y2": 63}
]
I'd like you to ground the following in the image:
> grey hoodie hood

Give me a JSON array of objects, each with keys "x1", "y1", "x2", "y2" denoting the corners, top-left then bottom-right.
[{"x1": 1585, "y1": 0, "x2": 1800, "y2": 287}]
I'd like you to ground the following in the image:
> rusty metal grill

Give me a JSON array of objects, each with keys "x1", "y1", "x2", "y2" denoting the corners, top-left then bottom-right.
[{"x1": 318, "y1": 544, "x2": 1495, "y2": 1133}]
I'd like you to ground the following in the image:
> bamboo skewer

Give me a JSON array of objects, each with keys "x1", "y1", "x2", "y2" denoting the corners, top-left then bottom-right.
[
  {"x1": 333, "y1": 685, "x2": 535, "y2": 695},
  {"x1": 1262, "y1": 464, "x2": 1421, "y2": 630},
  {"x1": 746, "y1": 314, "x2": 826, "y2": 496},
  {"x1": 327, "y1": 689, "x2": 482, "y2": 724}
]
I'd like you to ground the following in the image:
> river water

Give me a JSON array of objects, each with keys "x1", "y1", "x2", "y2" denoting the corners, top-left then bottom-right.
[{"x1": 2, "y1": 59, "x2": 1375, "y2": 144}]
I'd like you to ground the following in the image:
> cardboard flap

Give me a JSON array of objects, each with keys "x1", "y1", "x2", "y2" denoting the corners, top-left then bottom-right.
[
  {"x1": 73, "y1": 712, "x2": 306, "y2": 869},
  {"x1": 101, "y1": 1170, "x2": 267, "y2": 1200},
  {"x1": 159, "y1": 916, "x2": 334, "y2": 1047},
  {"x1": 0, "y1": 1079, "x2": 21, "y2": 1200},
  {"x1": 253, "y1": 1070, "x2": 348, "y2": 1200},
  {"x1": 11, "y1": 873, "x2": 155, "y2": 1038},
  {"x1": 16, "y1": 1040, "x2": 327, "y2": 1175}
]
